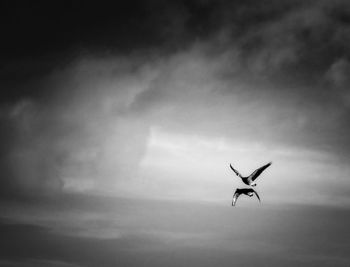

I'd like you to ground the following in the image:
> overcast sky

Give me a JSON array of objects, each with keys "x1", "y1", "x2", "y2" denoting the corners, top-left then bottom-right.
[{"x1": 1, "y1": 1, "x2": 350, "y2": 266}]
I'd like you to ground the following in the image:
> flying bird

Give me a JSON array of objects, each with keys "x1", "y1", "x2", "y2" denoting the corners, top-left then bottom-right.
[
  {"x1": 230, "y1": 162, "x2": 272, "y2": 187},
  {"x1": 232, "y1": 188, "x2": 261, "y2": 206}
]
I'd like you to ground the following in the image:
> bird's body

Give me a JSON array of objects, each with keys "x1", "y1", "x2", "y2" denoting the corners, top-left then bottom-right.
[
  {"x1": 232, "y1": 188, "x2": 261, "y2": 206},
  {"x1": 230, "y1": 162, "x2": 272, "y2": 187}
]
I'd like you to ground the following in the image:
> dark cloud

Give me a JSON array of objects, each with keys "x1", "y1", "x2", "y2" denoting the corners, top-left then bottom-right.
[
  {"x1": 0, "y1": 99, "x2": 65, "y2": 199},
  {"x1": 0, "y1": 0, "x2": 216, "y2": 61}
]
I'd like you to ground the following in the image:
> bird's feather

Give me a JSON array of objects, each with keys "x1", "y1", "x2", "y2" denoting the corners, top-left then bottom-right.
[
  {"x1": 252, "y1": 189, "x2": 261, "y2": 202},
  {"x1": 250, "y1": 162, "x2": 272, "y2": 181},
  {"x1": 230, "y1": 164, "x2": 243, "y2": 178},
  {"x1": 232, "y1": 191, "x2": 240, "y2": 206}
]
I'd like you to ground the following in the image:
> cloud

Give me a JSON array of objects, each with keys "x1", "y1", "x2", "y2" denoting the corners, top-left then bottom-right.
[
  {"x1": 0, "y1": 55, "x2": 157, "y2": 199},
  {"x1": 326, "y1": 58, "x2": 350, "y2": 106},
  {"x1": 1, "y1": 0, "x2": 350, "y2": 204},
  {"x1": 1, "y1": 40, "x2": 350, "y2": 203}
]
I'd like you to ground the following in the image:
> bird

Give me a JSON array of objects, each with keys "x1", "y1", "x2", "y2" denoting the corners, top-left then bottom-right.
[
  {"x1": 230, "y1": 162, "x2": 272, "y2": 187},
  {"x1": 232, "y1": 188, "x2": 261, "y2": 206}
]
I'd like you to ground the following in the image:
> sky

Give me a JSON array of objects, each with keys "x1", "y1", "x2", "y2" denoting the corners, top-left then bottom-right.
[{"x1": 1, "y1": 1, "x2": 350, "y2": 266}]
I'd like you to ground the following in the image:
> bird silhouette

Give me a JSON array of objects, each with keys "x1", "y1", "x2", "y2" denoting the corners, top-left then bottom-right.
[
  {"x1": 232, "y1": 188, "x2": 261, "y2": 206},
  {"x1": 230, "y1": 162, "x2": 271, "y2": 187}
]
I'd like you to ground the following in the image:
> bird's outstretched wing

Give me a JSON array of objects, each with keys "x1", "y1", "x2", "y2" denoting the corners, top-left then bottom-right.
[
  {"x1": 230, "y1": 164, "x2": 243, "y2": 178},
  {"x1": 250, "y1": 162, "x2": 272, "y2": 181},
  {"x1": 232, "y1": 190, "x2": 240, "y2": 206},
  {"x1": 252, "y1": 189, "x2": 261, "y2": 202}
]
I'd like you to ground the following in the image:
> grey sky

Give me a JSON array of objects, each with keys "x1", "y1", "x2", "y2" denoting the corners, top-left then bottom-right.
[
  {"x1": 1, "y1": 195, "x2": 350, "y2": 267},
  {"x1": 1, "y1": 1, "x2": 350, "y2": 266}
]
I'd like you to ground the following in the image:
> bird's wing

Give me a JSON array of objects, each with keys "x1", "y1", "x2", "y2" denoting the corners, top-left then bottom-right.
[
  {"x1": 252, "y1": 189, "x2": 261, "y2": 202},
  {"x1": 230, "y1": 164, "x2": 243, "y2": 178},
  {"x1": 232, "y1": 191, "x2": 240, "y2": 206},
  {"x1": 250, "y1": 162, "x2": 272, "y2": 181}
]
